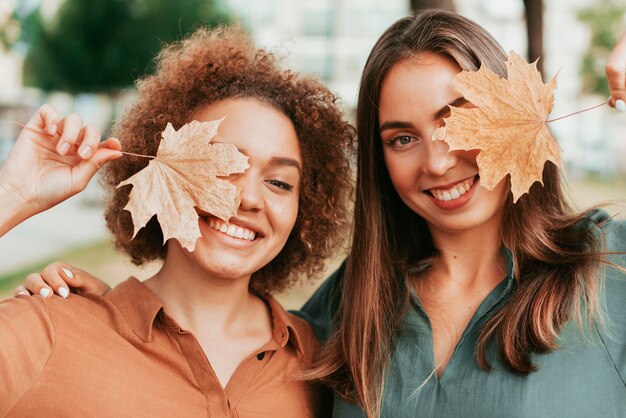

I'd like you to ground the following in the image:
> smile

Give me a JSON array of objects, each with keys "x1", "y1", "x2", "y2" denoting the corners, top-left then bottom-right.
[
  {"x1": 427, "y1": 175, "x2": 477, "y2": 202},
  {"x1": 207, "y1": 219, "x2": 257, "y2": 241}
]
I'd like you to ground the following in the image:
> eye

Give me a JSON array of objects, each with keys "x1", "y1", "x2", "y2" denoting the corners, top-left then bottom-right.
[
  {"x1": 266, "y1": 179, "x2": 294, "y2": 191},
  {"x1": 384, "y1": 134, "x2": 421, "y2": 150}
]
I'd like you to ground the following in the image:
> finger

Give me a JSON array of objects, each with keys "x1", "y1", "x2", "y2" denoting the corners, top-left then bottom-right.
[
  {"x1": 41, "y1": 262, "x2": 72, "y2": 299},
  {"x1": 56, "y1": 113, "x2": 84, "y2": 156},
  {"x1": 40, "y1": 105, "x2": 61, "y2": 136},
  {"x1": 14, "y1": 285, "x2": 32, "y2": 297},
  {"x1": 71, "y1": 147, "x2": 123, "y2": 191},
  {"x1": 77, "y1": 125, "x2": 101, "y2": 160},
  {"x1": 606, "y1": 33, "x2": 626, "y2": 107},
  {"x1": 23, "y1": 104, "x2": 61, "y2": 138},
  {"x1": 100, "y1": 137, "x2": 122, "y2": 151},
  {"x1": 24, "y1": 273, "x2": 53, "y2": 298},
  {"x1": 62, "y1": 267, "x2": 111, "y2": 295}
]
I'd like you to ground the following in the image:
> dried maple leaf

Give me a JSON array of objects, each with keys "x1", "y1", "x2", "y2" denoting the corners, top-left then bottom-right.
[
  {"x1": 433, "y1": 51, "x2": 561, "y2": 202},
  {"x1": 118, "y1": 119, "x2": 249, "y2": 251}
]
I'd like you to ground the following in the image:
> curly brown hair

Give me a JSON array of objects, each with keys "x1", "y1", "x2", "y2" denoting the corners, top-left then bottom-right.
[{"x1": 103, "y1": 25, "x2": 355, "y2": 294}]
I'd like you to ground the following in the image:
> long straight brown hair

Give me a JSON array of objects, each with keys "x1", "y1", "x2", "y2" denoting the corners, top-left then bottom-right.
[{"x1": 314, "y1": 10, "x2": 609, "y2": 418}]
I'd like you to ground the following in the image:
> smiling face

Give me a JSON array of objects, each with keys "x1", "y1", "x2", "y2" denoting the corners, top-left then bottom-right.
[
  {"x1": 378, "y1": 53, "x2": 509, "y2": 236},
  {"x1": 169, "y1": 98, "x2": 301, "y2": 281}
]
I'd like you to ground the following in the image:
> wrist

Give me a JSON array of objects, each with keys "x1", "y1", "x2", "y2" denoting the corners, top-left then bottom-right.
[{"x1": 0, "y1": 177, "x2": 36, "y2": 237}]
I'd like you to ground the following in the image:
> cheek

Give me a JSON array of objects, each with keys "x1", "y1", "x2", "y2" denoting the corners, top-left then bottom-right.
[
  {"x1": 384, "y1": 152, "x2": 419, "y2": 193},
  {"x1": 268, "y1": 197, "x2": 299, "y2": 236}
]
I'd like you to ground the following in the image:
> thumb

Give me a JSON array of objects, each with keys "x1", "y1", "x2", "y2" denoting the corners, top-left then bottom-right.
[{"x1": 71, "y1": 145, "x2": 123, "y2": 192}]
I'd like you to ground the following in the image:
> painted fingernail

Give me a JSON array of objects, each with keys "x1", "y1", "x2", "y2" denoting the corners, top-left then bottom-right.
[
  {"x1": 61, "y1": 268, "x2": 74, "y2": 279},
  {"x1": 40, "y1": 288, "x2": 51, "y2": 298},
  {"x1": 615, "y1": 100, "x2": 625, "y2": 113},
  {"x1": 58, "y1": 287, "x2": 69, "y2": 299},
  {"x1": 79, "y1": 146, "x2": 92, "y2": 159},
  {"x1": 59, "y1": 142, "x2": 70, "y2": 155}
]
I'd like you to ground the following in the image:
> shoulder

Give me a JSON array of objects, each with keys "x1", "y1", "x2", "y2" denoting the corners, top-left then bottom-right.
[
  {"x1": 580, "y1": 208, "x2": 626, "y2": 252},
  {"x1": 0, "y1": 295, "x2": 55, "y2": 414}
]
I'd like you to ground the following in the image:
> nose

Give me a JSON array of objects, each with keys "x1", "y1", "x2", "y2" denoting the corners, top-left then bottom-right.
[
  {"x1": 231, "y1": 171, "x2": 263, "y2": 212},
  {"x1": 421, "y1": 138, "x2": 458, "y2": 177}
]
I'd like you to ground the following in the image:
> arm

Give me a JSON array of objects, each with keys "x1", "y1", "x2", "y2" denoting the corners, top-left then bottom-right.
[
  {"x1": 606, "y1": 32, "x2": 626, "y2": 112},
  {"x1": 0, "y1": 297, "x2": 54, "y2": 414},
  {"x1": 0, "y1": 104, "x2": 122, "y2": 237}
]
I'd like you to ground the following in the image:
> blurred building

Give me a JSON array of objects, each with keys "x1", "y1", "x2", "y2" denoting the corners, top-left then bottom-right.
[{"x1": 0, "y1": 0, "x2": 624, "y2": 175}]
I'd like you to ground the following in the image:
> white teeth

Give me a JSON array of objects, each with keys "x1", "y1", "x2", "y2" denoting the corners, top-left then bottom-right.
[
  {"x1": 430, "y1": 177, "x2": 476, "y2": 202},
  {"x1": 207, "y1": 219, "x2": 256, "y2": 241}
]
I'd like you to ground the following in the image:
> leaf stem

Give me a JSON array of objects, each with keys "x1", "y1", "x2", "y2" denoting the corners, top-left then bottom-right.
[
  {"x1": 14, "y1": 121, "x2": 155, "y2": 159},
  {"x1": 545, "y1": 100, "x2": 609, "y2": 123}
]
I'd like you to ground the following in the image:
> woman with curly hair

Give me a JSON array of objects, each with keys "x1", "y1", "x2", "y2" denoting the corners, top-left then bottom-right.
[{"x1": 0, "y1": 25, "x2": 353, "y2": 417}]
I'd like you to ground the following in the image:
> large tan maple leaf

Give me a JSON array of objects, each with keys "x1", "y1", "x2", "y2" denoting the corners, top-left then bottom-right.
[
  {"x1": 433, "y1": 51, "x2": 561, "y2": 202},
  {"x1": 118, "y1": 119, "x2": 249, "y2": 251}
]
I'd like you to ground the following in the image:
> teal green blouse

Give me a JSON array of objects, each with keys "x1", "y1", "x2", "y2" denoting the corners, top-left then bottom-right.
[{"x1": 295, "y1": 210, "x2": 626, "y2": 417}]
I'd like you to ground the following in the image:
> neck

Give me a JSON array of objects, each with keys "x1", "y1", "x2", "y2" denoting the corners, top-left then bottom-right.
[
  {"x1": 144, "y1": 246, "x2": 257, "y2": 335},
  {"x1": 426, "y1": 216, "x2": 506, "y2": 290}
]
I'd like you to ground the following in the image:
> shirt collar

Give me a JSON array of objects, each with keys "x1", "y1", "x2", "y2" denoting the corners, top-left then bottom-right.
[
  {"x1": 106, "y1": 277, "x2": 165, "y2": 343},
  {"x1": 264, "y1": 293, "x2": 306, "y2": 358},
  {"x1": 106, "y1": 278, "x2": 306, "y2": 357}
]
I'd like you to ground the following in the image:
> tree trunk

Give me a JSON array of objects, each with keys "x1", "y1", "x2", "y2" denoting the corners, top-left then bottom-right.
[
  {"x1": 523, "y1": 0, "x2": 544, "y2": 77},
  {"x1": 409, "y1": 0, "x2": 455, "y2": 14}
]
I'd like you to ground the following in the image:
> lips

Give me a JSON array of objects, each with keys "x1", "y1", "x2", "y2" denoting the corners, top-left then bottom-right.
[{"x1": 426, "y1": 175, "x2": 478, "y2": 202}]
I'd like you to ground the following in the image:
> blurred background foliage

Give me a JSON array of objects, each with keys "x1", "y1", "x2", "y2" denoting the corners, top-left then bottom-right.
[
  {"x1": 578, "y1": 0, "x2": 626, "y2": 97},
  {"x1": 22, "y1": 0, "x2": 230, "y2": 95}
]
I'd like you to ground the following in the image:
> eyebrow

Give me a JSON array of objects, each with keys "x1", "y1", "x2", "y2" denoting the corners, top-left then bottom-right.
[
  {"x1": 379, "y1": 96, "x2": 469, "y2": 134},
  {"x1": 268, "y1": 156, "x2": 302, "y2": 174},
  {"x1": 226, "y1": 146, "x2": 302, "y2": 174},
  {"x1": 433, "y1": 97, "x2": 468, "y2": 121}
]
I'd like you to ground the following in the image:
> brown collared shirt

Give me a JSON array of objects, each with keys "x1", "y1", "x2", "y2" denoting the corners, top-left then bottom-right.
[{"x1": 0, "y1": 278, "x2": 329, "y2": 417}]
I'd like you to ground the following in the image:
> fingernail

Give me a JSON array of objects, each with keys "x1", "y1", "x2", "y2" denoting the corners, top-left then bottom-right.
[
  {"x1": 40, "y1": 288, "x2": 51, "y2": 298},
  {"x1": 16, "y1": 291, "x2": 29, "y2": 296},
  {"x1": 79, "y1": 146, "x2": 92, "y2": 159},
  {"x1": 61, "y1": 268, "x2": 74, "y2": 279},
  {"x1": 59, "y1": 142, "x2": 70, "y2": 155},
  {"x1": 58, "y1": 287, "x2": 69, "y2": 299},
  {"x1": 616, "y1": 100, "x2": 625, "y2": 113},
  {"x1": 48, "y1": 124, "x2": 57, "y2": 135}
]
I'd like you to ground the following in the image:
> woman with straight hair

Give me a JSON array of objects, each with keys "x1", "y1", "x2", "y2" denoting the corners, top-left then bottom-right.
[
  {"x1": 18, "y1": 10, "x2": 626, "y2": 418},
  {"x1": 300, "y1": 10, "x2": 626, "y2": 418}
]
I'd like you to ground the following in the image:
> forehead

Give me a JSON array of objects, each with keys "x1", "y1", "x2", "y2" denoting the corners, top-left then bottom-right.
[
  {"x1": 193, "y1": 98, "x2": 302, "y2": 163},
  {"x1": 379, "y1": 53, "x2": 462, "y2": 120}
]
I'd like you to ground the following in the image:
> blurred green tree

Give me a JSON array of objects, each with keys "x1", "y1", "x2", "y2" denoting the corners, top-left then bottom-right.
[
  {"x1": 578, "y1": 0, "x2": 626, "y2": 97},
  {"x1": 23, "y1": 0, "x2": 230, "y2": 94}
]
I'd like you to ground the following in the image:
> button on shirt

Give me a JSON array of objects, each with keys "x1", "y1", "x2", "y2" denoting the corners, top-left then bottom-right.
[
  {"x1": 296, "y1": 209, "x2": 626, "y2": 418},
  {"x1": 0, "y1": 278, "x2": 330, "y2": 417}
]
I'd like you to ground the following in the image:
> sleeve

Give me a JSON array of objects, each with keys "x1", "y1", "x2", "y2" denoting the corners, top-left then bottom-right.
[
  {"x1": 0, "y1": 296, "x2": 55, "y2": 415},
  {"x1": 593, "y1": 215, "x2": 626, "y2": 385},
  {"x1": 290, "y1": 260, "x2": 346, "y2": 342}
]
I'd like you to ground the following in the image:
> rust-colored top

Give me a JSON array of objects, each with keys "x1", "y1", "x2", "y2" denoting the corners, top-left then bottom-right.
[{"x1": 0, "y1": 278, "x2": 329, "y2": 417}]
